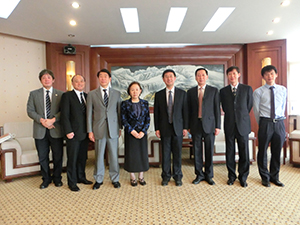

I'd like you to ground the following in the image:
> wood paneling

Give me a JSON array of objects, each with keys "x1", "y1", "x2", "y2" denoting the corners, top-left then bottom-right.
[
  {"x1": 246, "y1": 39, "x2": 287, "y2": 135},
  {"x1": 46, "y1": 43, "x2": 90, "y2": 91}
]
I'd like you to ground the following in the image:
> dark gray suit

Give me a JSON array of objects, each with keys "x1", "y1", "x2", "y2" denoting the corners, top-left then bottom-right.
[
  {"x1": 154, "y1": 87, "x2": 188, "y2": 181},
  {"x1": 86, "y1": 87, "x2": 122, "y2": 183},
  {"x1": 220, "y1": 84, "x2": 253, "y2": 182},
  {"x1": 27, "y1": 87, "x2": 64, "y2": 183},
  {"x1": 187, "y1": 85, "x2": 221, "y2": 179},
  {"x1": 61, "y1": 90, "x2": 89, "y2": 187}
]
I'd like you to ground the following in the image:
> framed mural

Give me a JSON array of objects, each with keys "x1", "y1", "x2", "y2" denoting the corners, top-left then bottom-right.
[{"x1": 111, "y1": 64, "x2": 224, "y2": 106}]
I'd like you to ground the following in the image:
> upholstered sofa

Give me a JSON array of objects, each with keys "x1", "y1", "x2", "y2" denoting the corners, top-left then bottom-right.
[
  {"x1": 117, "y1": 114, "x2": 256, "y2": 165},
  {"x1": 0, "y1": 121, "x2": 67, "y2": 181},
  {"x1": 289, "y1": 115, "x2": 300, "y2": 166}
]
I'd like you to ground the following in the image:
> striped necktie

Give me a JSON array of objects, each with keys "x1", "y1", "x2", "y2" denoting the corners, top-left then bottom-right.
[
  {"x1": 80, "y1": 92, "x2": 86, "y2": 113},
  {"x1": 103, "y1": 89, "x2": 108, "y2": 107},
  {"x1": 168, "y1": 90, "x2": 173, "y2": 124},
  {"x1": 46, "y1": 90, "x2": 51, "y2": 119}
]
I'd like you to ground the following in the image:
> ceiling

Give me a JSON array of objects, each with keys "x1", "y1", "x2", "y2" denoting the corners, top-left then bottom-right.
[{"x1": 0, "y1": 0, "x2": 299, "y2": 48}]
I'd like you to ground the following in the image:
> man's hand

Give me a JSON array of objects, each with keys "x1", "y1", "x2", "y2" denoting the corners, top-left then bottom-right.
[
  {"x1": 89, "y1": 132, "x2": 95, "y2": 142},
  {"x1": 183, "y1": 129, "x2": 188, "y2": 137},
  {"x1": 66, "y1": 132, "x2": 74, "y2": 139},
  {"x1": 155, "y1": 130, "x2": 161, "y2": 138},
  {"x1": 40, "y1": 118, "x2": 55, "y2": 129},
  {"x1": 215, "y1": 128, "x2": 220, "y2": 136}
]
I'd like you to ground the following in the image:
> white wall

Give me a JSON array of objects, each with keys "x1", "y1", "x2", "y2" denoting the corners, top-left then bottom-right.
[{"x1": 0, "y1": 34, "x2": 46, "y2": 126}]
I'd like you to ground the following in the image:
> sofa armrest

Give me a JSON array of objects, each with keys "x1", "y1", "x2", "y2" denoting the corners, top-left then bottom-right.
[{"x1": 1, "y1": 139, "x2": 22, "y2": 165}]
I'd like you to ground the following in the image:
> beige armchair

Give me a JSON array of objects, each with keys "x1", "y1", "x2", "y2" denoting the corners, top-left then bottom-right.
[
  {"x1": 289, "y1": 115, "x2": 300, "y2": 166},
  {"x1": 0, "y1": 121, "x2": 67, "y2": 181}
]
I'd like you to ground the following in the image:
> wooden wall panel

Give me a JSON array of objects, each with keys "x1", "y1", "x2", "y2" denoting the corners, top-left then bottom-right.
[
  {"x1": 46, "y1": 43, "x2": 90, "y2": 91},
  {"x1": 246, "y1": 39, "x2": 287, "y2": 135}
]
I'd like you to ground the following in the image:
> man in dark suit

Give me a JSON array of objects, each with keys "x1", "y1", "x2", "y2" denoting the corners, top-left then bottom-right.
[
  {"x1": 220, "y1": 66, "x2": 253, "y2": 187},
  {"x1": 154, "y1": 69, "x2": 188, "y2": 186},
  {"x1": 187, "y1": 68, "x2": 221, "y2": 185},
  {"x1": 87, "y1": 69, "x2": 122, "y2": 189},
  {"x1": 27, "y1": 69, "x2": 64, "y2": 189},
  {"x1": 61, "y1": 75, "x2": 93, "y2": 192}
]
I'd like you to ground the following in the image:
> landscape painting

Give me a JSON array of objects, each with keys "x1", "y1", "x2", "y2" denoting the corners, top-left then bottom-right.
[{"x1": 111, "y1": 65, "x2": 224, "y2": 106}]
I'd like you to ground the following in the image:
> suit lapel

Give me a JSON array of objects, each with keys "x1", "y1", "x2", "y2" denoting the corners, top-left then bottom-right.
[{"x1": 96, "y1": 88, "x2": 105, "y2": 106}]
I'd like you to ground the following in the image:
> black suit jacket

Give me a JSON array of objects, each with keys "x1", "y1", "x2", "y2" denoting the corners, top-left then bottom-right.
[
  {"x1": 187, "y1": 85, "x2": 221, "y2": 134},
  {"x1": 220, "y1": 84, "x2": 253, "y2": 136},
  {"x1": 154, "y1": 87, "x2": 188, "y2": 137},
  {"x1": 61, "y1": 90, "x2": 88, "y2": 141}
]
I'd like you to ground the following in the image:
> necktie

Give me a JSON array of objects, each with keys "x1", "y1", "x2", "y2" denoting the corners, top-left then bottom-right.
[
  {"x1": 103, "y1": 89, "x2": 108, "y2": 107},
  {"x1": 232, "y1": 87, "x2": 237, "y2": 97},
  {"x1": 198, "y1": 87, "x2": 203, "y2": 118},
  {"x1": 168, "y1": 90, "x2": 173, "y2": 124},
  {"x1": 270, "y1": 86, "x2": 275, "y2": 119},
  {"x1": 80, "y1": 92, "x2": 86, "y2": 113},
  {"x1": 46, "y1": 90, "x2": 51, "y2": 119}
]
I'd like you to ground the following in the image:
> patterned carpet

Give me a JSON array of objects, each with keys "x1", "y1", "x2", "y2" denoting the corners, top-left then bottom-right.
[{"x1": 1, "y1": 150, "x2": 300, "y2": 225}]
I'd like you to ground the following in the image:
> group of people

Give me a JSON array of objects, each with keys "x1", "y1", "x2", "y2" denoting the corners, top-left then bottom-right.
[{"x1": 26, "y1": 64, "x2": 286, "y2": 192}]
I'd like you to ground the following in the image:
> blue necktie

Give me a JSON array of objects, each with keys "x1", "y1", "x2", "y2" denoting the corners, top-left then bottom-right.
[
  {"x1": 270, "y1": 86, "x2": 275, "y2": 119},
  {"x1": 80, "y1": 92, "x2": 86, "y2": 113}
]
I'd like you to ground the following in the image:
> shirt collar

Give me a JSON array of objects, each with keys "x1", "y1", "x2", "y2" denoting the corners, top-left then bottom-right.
[
  {"x1": 166, "y1": 86, "x2": 175, "y2": 93},
  {"x1": 43, "y1": 87, "x2": 53, "y2": 93},
  {"x1": 230, "y1": 83, "x2": 239, "y2": 90},
  {"x1": 198, "y1": 84, "x2": 206, "y2": 90}
]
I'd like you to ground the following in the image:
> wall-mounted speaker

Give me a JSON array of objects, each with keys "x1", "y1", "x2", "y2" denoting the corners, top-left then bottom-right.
[{"x1": 63, "y1": 44, "x2": 76, "y2": 55}]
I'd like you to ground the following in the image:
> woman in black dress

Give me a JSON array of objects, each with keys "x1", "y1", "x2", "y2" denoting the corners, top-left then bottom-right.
[{"x1": 121, "y1": 82, "x2": 150, "y2": 186}]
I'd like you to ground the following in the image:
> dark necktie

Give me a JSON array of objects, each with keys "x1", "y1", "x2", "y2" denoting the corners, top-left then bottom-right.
[
  {"x1": 46, "y1": 90, "x2": 51, "y2": 119},
  {"x1": 80, "y1": 92, "x2": 86, "y2": 113},
  {"x1": 270, "y1": 86, "x2": 275, "y2": 119},
  {"x1": 168, "y1": 90, "x2": 173, "y2": 124},
  {"x1": 103, "y1": 89, "x2": 108, "y2": 107},
  {"x1": 232, "y1": 87, "x2": 237, "y2": 97},
  {"x1": 198, "y1": 87, "x2": 203, "y2": 118}
]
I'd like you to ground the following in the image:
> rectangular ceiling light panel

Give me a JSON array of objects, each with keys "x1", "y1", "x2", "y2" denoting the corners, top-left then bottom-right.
[
  {"x1": 203, "y1": 7, "x2": 235, "y2": 32},
  {"x1": 0, "y1": 0, "x2": 21, "y2": 19},
  {"x1": 166, "y1": 7, "x2": 188, "y2": 32},
  {"x1": 120, "y1": 8, "x2": 140, "y2": 33}
]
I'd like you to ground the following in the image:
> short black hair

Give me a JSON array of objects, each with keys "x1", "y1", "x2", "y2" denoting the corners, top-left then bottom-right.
[
  {"x1": 226, "y1": 66, "x2": 240, "y2": 75},
  {"x1": 162, "y1": 69, "x2": 176, "y2": 78},
  {"x1": 127, "y1": 81, "x2": 143, "y2": 96},
  {"x1": 97, "y1": 69, "x2": 111, "y2": 78},
  {"x1": 195, "y1": 68, "x2": 208, "y2": 76},
  {"x1": 39, "y1": 69, "x2": 55, "y2": 80},
  {"x1": 261, "y1": 65, "x2": 277, "y2": 77}
]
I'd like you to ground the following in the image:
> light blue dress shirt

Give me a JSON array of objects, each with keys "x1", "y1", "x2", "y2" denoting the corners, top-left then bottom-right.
[{"x1": 253, "y1": 83, "x2": 287, "y2": 123}]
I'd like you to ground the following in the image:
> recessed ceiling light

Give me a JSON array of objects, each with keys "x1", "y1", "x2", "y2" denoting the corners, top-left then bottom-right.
[
  {"x1": 281, "y1": 0, "x2": 290, "y2": 6},
  {"x1": 70, "y1": 20, "x2": 77, "y2": 26},
  {"x1": 68, "y1": 34, "x2": 75, "y2": 37},
  {"x1": 120, "y1": 8, "x2": 140, "y2": 33},
  {"x1": 267, "y1": 30, "x2": 274, "y2": 35},
  {"x1": 72, "y1": 2, "x2": 80, "y2": 9},
  {"x1": 272, "y1": 17, "x2": 280, "y2": 23},
  {"x1": 0, "y1": 0, "x2": 20, "y2": 19},
  {"x1": 165, "y1": 7, "x2": 188, "y2": 32},
  {"x1": 203, "y1": 7, "x2": 235, "y2": 32}
]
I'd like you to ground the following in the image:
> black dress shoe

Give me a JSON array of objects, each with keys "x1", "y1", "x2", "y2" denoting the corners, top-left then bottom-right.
[
  {"x1": 40, "y1": 181, "x2": 50, "y2": 189},
  {"x1": 78, "y1": 179, "x2": 93, "y2": 185},
  {"x1": 69, "y1": 185, "x2": 80, "y2": 192},
  {"x1": 175, "y1": 180, "x2": 182, "y2": 186},
  {"x1": 227, "y1": 179, "x2": 235, "y2": 186},
  {"x1": 138, "y1": 178, "x2": 146, "y2": 186},
  {"x1": 205, "y1": 178, "x2": 215, "y2": 185},
  {"x1": 92, "y1": 182, "x2": 103, "y2": 190},
  {"x1": 270, "y1": 179, "x2": 284, "y2": 187},
  {"x1": 262, "y1": 180, "x2": 270, "y2": 187},
  {"x1": 161, "y1": 179, "x2": 169, "y2": 186},
  {"x1": 240, "y1": 181, "x2": 248, "y2": 188},
  {"x1": 112, "y1": 181, "x2": 121, "y2": 188},
  {"x1": 192, "y1": 176, "x2": 204, "y2": 184},
  {"x1": 54, "y1": 181, "x2": 63, "y2": 187}
]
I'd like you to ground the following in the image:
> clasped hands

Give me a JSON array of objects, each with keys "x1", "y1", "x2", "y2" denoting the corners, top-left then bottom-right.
[
  {"x1": 131, "y1": 130, "x2": 145, "y2": 139},
  {"x1": 40, "y1": 118, "x2": 55, "y2": 129}
]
